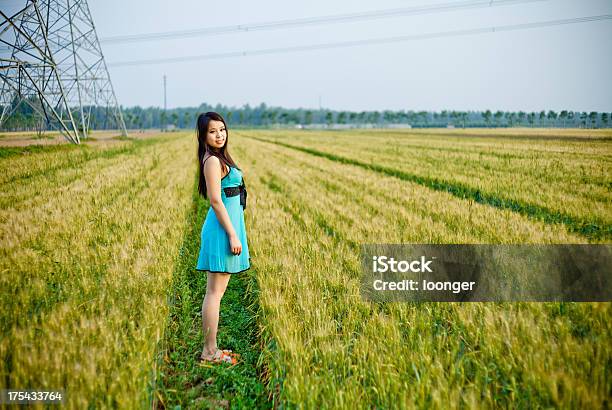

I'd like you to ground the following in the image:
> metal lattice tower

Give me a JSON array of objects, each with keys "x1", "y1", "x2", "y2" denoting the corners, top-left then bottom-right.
[{"x1": 0, "y1": 0, "x2": 127, "y2": 144}]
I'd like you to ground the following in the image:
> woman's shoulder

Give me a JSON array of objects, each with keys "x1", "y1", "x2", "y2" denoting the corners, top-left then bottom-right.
[
  {"x1": 203, "y1": 154, "x2": 229, "y2": 175},
  {"x1": 202, "y1": 153, "x2": 218, "y2": 166},
  {"x1": 204, "y1": 154, "x2": 226, "y2": 168}
]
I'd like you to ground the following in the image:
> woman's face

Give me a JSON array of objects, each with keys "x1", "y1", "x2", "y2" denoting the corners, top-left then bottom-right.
[{"x1": 206, "y1": 119, "x2": 227, "y2": 149}]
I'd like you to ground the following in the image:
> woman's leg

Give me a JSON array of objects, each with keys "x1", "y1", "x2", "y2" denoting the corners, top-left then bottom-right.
[{"x1": 201, "y1": 271, "x2": 231, "y2": 356}]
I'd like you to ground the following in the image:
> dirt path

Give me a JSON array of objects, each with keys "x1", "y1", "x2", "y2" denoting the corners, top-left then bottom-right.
[{"x1": 0, "y1": 129, "x2": 183, "y2": 147}]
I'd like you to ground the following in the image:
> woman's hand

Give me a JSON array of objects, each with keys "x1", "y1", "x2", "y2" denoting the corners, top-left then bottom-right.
[{"x1": 229, "y1": 234, "x2": 242, "y2": 255}]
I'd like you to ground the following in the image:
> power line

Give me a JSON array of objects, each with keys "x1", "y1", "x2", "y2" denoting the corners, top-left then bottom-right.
[
  {"x1": 107, "y1": 14, "x2": 612, "y2": 67},
  {"x1": 99, "y1": 0, "x2": 551, "y2": 44}
]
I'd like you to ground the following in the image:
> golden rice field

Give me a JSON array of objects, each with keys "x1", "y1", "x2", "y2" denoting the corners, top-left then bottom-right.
[
  {"x1": 1, "y1": 128, "x2": 610, "y2": 409},
  {"x1": 1, "y1": 134, "x2": 193, "y2": 408}
]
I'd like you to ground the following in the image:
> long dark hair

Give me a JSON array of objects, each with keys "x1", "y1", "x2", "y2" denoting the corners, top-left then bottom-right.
[{"x1": 196, "y1": 112, "x2": 239, "y2": 198}]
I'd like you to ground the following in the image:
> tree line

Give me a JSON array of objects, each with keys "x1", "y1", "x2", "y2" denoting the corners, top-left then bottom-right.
[{"x1": 1, "y1": 100, "x2": 610, "y2": 131}]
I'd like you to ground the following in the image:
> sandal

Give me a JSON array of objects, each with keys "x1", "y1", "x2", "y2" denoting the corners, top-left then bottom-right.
[{"x1": 199, "y1": 349, "x2": 240, "y2": 365}]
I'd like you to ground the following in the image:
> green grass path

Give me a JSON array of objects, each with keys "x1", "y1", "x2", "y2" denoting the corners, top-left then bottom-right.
[{"x1": 150, "y1": 173, "x2": 271, "y2": 409}]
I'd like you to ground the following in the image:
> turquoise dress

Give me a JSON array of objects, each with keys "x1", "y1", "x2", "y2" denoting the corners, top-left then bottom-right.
[{"x1": 196, "y1": 165, "x2": 250, "y2": 274}]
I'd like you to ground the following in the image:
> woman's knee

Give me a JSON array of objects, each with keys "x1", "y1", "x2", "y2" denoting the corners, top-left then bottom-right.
[
  {"x1": 205, "y1": 287, "x2": 225, "y2": 300},
  {"x1": 204, "y1": 272, "x2": 230, "y2": 300}
]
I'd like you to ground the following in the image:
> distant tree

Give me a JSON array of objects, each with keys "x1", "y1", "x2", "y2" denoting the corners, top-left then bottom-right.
[
  {"x1": 567, "y1": 111, "x2": 575, "y2": 126},
  {"x1": 35, "y1": 117, "x2": 46, "y2": 138},
  {"x1": 504, "y1": 112, "x2": 516, "y2": 127},
  {"x1": 417, "y1": 111, "x2": 428, "y2": 126},
  {"x1": 579, "y1": 112, "x2": 588, "y2": 128},
  {"x1": 138, "y1": 112, "x2": 146, "y2": 129},
  {"x1": 539, "y1": 110, "x2": 546, "y2": 126},
  {"x1": 482, "y1": 110, "x2": 492, "y2": 127},
  {"x1": 325, "y1": 111, "x2": 333, "y2": 127},
  {"x1": 406, "y1": 111, "x2": 416, "y2": 126},
  {"x1": 547, "y1": 110, "x2": 557, "y2": 127},
  {"x1": 494, "y1": 111, "x2": 503, "y2": 127},
  {"x1": 559, "y1": 110, "x2": 568, "y2": 128},
  {"x1": 368, "y1": 111, "x2": 380, "y2": 124},
  {"x1": 304, "y1": 110, "x2": 313, "y2": 125},
  {"x1": 589, "y1": 111, "x2": 598, "y2": 128},
  {"x1": 125, "y1": 113, "x2": 134, "y2": 129},
  {"x1": 370, "y1": 111, "x2": 381, "y2": 124},
  {"x1": 440, "y1": 110, "x2": 449, "y2": 125},
  {"x1": 527, "y1": 112, "x2": 535, "y2": 127},
  {"x1": 74, "y1": 104, "x2": 612, "y2": 132},
  {"x1": 458, "y1": 112, "x2": 467, "y2": 128},
  {"x1": 269, "y1": 110, "x2": 278, "y2": 125}
]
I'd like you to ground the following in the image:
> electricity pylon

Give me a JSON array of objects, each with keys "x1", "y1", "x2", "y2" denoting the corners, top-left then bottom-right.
[{"x1": 0, "y1": 0, "x2": 127, "y2": 144}]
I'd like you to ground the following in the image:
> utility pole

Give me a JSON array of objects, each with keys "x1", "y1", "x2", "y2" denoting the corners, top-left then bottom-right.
[
  {"x1": 162, "y1": 74, "x2": 167, "y2": 132},
  {"x1": 0, "y1": 0, "x2": 127, "y2": 143}
]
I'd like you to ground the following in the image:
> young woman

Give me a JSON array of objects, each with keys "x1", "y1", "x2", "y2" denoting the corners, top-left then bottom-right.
[{"x1": 195, "y1": 111, "x2": 250, "y2": 364}]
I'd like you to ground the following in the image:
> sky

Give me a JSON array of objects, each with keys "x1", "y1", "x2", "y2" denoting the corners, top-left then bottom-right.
[{"x1": 21, "y1": 0, "x2": 612, "y2": 112}]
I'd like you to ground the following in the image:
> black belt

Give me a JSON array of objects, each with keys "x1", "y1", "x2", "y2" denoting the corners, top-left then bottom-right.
[{"x1": 223, "y1": 182, "x2": 247, "y2": 210}]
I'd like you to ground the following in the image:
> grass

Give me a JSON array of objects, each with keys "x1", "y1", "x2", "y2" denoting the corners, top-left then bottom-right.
[
  {"x1": 247, "y1": 135, "x2": 610, "y2": 241},
  {"x1": 0, "y1": 134, "x2": 170, "y2": 189},
  {"x1": 232, "y1": 131, "x2": 610, "y2": 408},
  {"x1": 1, "y1": 133, "x2": 194, "y2": 408},
  {"x1": 241, "y1": 128, "x2": 611, "y2": 243},
  {"x1": 0, "y1": 143, "x2": 79, "y2": 159},
  {"x1": 1, "y1": 128, "x2": 609, "y2": 409}
]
